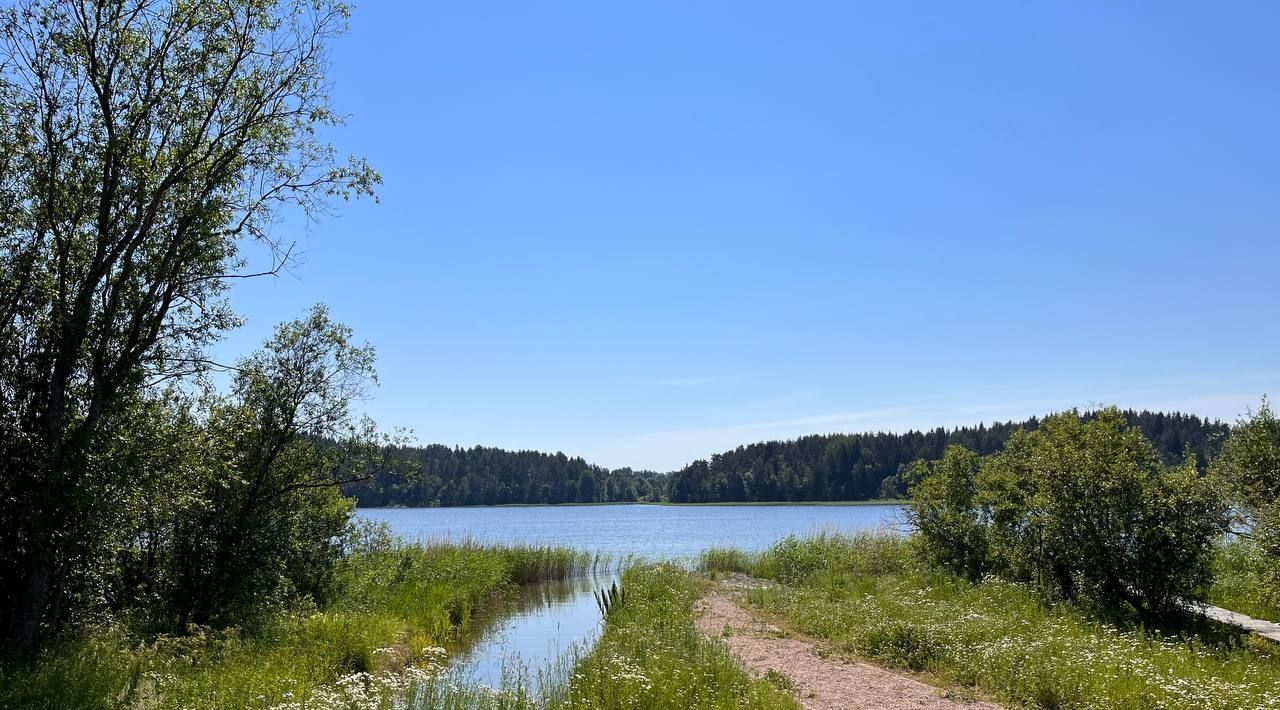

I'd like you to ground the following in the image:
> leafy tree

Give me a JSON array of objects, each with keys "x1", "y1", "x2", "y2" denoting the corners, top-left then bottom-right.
[
  {"x1": 978, "y1": 410, "x2": 1226, "y2": 616},
  {"x1": 106, "y1": 307, "x2": 395, "y2": 631},
  {"x1": 905, "y1": 445, "x2": 988, "y2": 579},
  {"x1": 172, "y1": 307, "x2": 391, "y2": 626},
  {"x1": 0, "y1": 0, "x2": 376, "y2": 652}
]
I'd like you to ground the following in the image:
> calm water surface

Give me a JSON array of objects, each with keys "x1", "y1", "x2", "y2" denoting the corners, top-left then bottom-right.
[
  {"x1": 360, "y1": 503, "x2": 904, "y2": 691},
  {"x1": 447, "y1": 572, "x2": 617, "y2": 693},
  {"x1": 358, "y1": 503, "x2": 905, "y2": 559}
]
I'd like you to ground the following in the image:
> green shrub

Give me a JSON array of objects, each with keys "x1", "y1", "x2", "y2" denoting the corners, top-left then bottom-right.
[
  {"x1": 980, "y1": 410, "x2": 1227, "y2": 615},
  {"x1": 905, "y1": 445, "x2": 989, "y2": 579},
  {"x1": 909, "y1": 409, "x2": 1228, "y2": 617}
]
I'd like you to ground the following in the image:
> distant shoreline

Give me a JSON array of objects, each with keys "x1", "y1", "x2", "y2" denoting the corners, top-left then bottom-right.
[{"x1": 357, "y1": 499, "x2": 905, "y2": 510}]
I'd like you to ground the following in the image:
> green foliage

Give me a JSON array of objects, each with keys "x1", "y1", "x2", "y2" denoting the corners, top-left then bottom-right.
[
  {"x1": 665, "y1": 410, "x2": 1226, "y2": 504},
  {"x1": 905, "y1": 445, "x2": 989, "y2": 579},
  {"x1": 0, "y1": 0, "x2": 376, "y2": 652},
  {"x1": 0, "y1": 541, "x2": 595, "y2": 709},
  {"x1": 1213, "y1": 398, "x2": 1280, "y2": 614},
  {"x1": 163, "y1": 307, "x2": 391, "y2": 628},
  {"x1": 908, "y1": 409, "x2": 1228, "y2": 616},
  {"x1": 738, "y1": 533, "x2": 1280, "y2": 710},
  {"x1": 1214, "y1": 398, "x2": 1280, "y2": 511},
  {"x1": 560, "y1": 565, "x2": 800, "y2": 709},
  {"x1": 94, "y1": 307, "x2": 400, "y2": 633}
]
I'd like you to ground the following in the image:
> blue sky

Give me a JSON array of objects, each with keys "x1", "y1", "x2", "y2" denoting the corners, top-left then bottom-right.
[{"x1": 213, "y1": 1, "x2": 1280, "y2": 472}]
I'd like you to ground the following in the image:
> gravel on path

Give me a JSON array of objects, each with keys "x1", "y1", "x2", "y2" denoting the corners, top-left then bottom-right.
[{"x1": 694, "y1": 579, "x2": 1002, "y2": 710}]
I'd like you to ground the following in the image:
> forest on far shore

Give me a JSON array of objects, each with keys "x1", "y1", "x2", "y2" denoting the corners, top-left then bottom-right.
[{"x1": 344, "y1": 409, "x2": 1227, "y2": 507}]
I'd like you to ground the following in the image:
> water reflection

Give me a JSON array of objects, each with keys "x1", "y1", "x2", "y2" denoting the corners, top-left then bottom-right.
[{"x1": 449, "y1": 572, "x2": 620, "y2": 693}]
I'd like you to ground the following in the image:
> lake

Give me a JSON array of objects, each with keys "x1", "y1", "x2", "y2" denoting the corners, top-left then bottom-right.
[
  {"x1": 358, "y1": 503, "x2": 905, "y2": 692},
  {"x1": 357, "y1": 502, "x2": 906, "y2": 560}
]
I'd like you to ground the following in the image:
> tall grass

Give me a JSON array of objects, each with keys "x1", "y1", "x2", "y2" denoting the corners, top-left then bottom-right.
[
  {"x1": 0, "y1": 539, "x2": 599, "y2": 710},
  {"x1": 1209, "y1": 537, "x2": 1280, "y2": 622},
  {"x1": 556, "y1": 564, "x2": 800, "y2": 709},
  {"x1": 704, "y1": 533, "x2": 1280, "y2": 710}
]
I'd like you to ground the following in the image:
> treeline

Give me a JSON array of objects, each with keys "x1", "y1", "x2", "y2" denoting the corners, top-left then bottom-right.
[
  {"x1": 351, "y1": 410, "x2": 1226, "y2": 507},
  {"x1": 665, "y1": 410, "x2": 1226, "y2": 503},
  {"x1": 346, "y1": 446, "x2": 663, "y2": 506}
]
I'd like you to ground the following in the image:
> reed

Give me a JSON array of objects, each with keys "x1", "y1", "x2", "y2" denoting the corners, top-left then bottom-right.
[
  {"x1": 594, "y1": 581, "x2": 627, "y2": 619},
  {"x1": 0, "y1": 537, "x2": 600, "y2": 710}
]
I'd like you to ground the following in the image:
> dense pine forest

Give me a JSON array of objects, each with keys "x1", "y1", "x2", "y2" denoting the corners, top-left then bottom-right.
[
  {"x1": 347, "y1": 410, "x2": 1228, "y2": 507},
  {"x1": 345, "y1": 446, "x2": 665, "y2": 506}
]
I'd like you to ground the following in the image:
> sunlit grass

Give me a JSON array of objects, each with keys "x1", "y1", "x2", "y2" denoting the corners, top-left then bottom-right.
[
  {"x1": 1208, "y1": 537, "x2": 1280, "y2": 622},
  {"x1": 0, "y1": 540, "x2": 597, "y2": 710},
  {"x1": 556, "y1": 564, "x2": 800, "y2": 710},
  {"x1": 703, "y1": 533, "x2": 1280, "y2": 710}
]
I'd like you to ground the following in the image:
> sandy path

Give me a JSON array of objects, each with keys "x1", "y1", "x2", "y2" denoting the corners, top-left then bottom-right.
[{"x1": 694, "y1": 579, "x2": 1001, "y2": 710}]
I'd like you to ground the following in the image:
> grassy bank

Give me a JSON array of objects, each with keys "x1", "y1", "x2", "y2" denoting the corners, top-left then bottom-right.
[
  {"x1": 554, "y1": 564, "x2": 799, "y2": 709},
  {"x1": 0, "y1": 541, "x2": 790, "y2": 710},
  {"x1": 702, "y1": 533, "x2": 1280, "y2": 710},
  {"x1": 0, "y1": 540, "x2": 600, "y2": 710}
]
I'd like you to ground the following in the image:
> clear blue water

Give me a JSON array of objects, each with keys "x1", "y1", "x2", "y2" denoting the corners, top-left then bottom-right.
[
  {"x1": 357, "y1": 503, "x2": 906, "y2": 560},
  {"x1": 359, "y1": 503, "x2": 905, "y2": 691}
]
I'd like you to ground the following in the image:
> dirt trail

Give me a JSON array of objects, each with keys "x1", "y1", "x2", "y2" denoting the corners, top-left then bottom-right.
[{"x1": 695, "y1": 577, "x2": 1000, "y2": 710}]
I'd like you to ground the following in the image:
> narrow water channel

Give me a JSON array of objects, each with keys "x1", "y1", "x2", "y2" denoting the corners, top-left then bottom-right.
[{"x1": 449, "y1": 572, "x2": 620, "y2": 694}]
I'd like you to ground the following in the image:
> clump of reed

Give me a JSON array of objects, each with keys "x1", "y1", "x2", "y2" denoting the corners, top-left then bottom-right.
[
  {"x1": 700, "y1": 531, "x2": 913, "y2": 583},
  {"x1": 0, "y1": 534, "x2": 604, "y2": 710},
  {"x1": 594, "y1": 581, "x2": 627, "y2": 619}
]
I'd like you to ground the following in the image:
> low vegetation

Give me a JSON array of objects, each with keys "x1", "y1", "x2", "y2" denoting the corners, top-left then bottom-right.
[
  {"x1": 0, "y1": 539, "x2": 598, "y2": 710},
  {"x1": 1209, "y1": 537, "x2": 1280, "y2": 623},
  {"x1": 556, "y1": 564, "x2": 799, "y2": 710},
  {"x1": 703, "y1": 532, "x2": 1280, "y2": 710}
]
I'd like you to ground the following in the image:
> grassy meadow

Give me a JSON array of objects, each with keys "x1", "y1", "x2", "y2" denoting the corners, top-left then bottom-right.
[{"x1": 701, "y1": 532, "x2": 1280, "y2": 710}]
